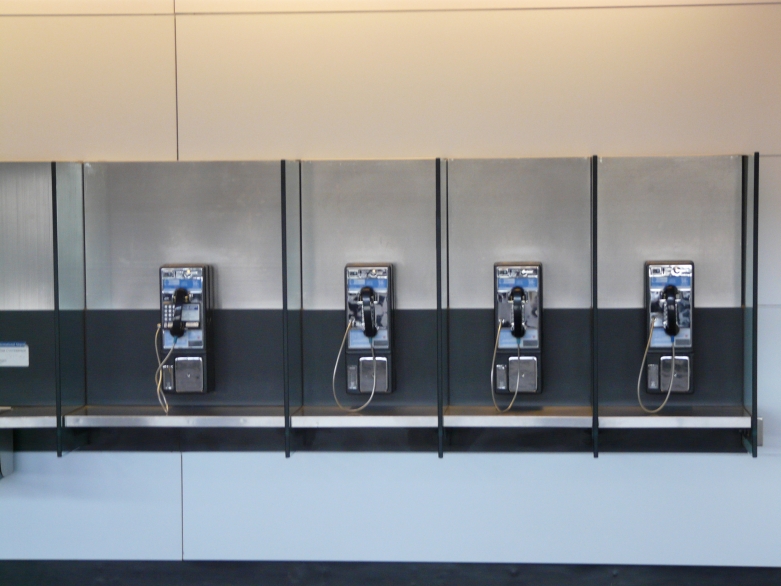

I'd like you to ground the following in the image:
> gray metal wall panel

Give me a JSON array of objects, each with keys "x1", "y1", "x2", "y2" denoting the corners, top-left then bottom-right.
[
  {"x1": 84, "y1": 162, "x2": 282, "y2": 310},
  {"x1": 0, "y1": 163, "x2": 53, "y2": 311},
  {"x1": 300, "y1": 160, "x2": 437, "y2": 310},
  {"x1": 447, "y1": 158, "x2": 591, "y2": 309},
  {"x1": 55, "y1": 163, "x2": 85, "y2": 311},
  {"x1": 597, "y1": 156, "x2": 742, "y2": 309}
]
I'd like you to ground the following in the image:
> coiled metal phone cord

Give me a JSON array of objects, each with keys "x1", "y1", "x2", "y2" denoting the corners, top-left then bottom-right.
[
  {"x1": 332, "y1": 317, "x2": 378, "y2": 413},
  {"x1": 636, "y1": 314, "x2": 676, "y2": 415},
  {"x1": 490, "y1": 321, "x2": 522, "y2": 413},
  {"x1": 154, "y1": 324, "x2": 177, "y2": 415}
]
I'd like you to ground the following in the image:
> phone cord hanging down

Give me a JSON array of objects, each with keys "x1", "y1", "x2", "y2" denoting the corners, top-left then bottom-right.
[
  {"x1": 154, "y1": 324, "x2": 177, "y2": 415},
  {"x1": 490, "y1": 321, "x2": 522, "y2": 413},
  {"x1": 332, "y1": 317, "x2": 378, "y2": 413},
  {"x1": 637, "y1": 315, "x2": 676, "y2": 414}
]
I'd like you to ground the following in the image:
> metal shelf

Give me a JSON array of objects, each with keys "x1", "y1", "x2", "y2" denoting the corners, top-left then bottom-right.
[
  {"x1": 598, "y1": 406, "x2": 751, "y2": 429},
  {"x1": 64, "y1": 405, "x2": 284, "y2": 428},
  {"x1": 0, "y1": 406, "x2": 57, "y2": 429},
  {"x1": 291, "y1": 406, "x2": 438, "y2": 429},
  {"x1": 444, "y1": 405, "x2": 592, "y2": 428}
]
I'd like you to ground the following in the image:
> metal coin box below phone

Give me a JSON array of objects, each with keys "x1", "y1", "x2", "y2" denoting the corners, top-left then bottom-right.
[
  {"x1": 159, "y1": 265, "x2": 214, "y2": 394},
  {"x1": 344, "y1": 264, "x2": 394, "y2": 395},
  {"x1": 645, "y1": 262, "x2": 694, "y2": 394},
  {"x1": 493, "y1": 263, "x2": 542, "y2": 394}
]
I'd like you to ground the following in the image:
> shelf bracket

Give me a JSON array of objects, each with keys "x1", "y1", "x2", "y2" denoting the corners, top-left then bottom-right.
[{"x1": 0, "y1": 429, "x2": 13, "y2": 479}]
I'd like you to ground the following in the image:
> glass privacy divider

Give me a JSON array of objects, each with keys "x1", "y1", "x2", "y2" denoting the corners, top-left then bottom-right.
[
  {"x1": 0, "y1": 164, "x2": 60, "y2": 462},
  {"x1": 287, "y1": 160, "x2": 440, "y2": 452},
  {"x1": 594, "y1": 156, "x2": 757, "y2": 454},
  {"x1": 742, "y1": 154, "x2": 760, "y2": 456},
  {"x1": 59, "y1": 162, "x2": 286, "y2": 443},
  {"x1": 441, "y1": 158, "x2": 595, "y2": 452}
]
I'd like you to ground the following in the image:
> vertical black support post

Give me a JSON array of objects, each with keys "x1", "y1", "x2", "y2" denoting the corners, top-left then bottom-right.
[
  {"x1": 281, "y1": 161, "x2": 291, "y2": 458},
  {"x1": 751, "y1": 153, "x2": 759, "y2": 457},
  {"x1": 436, "y1": 159, "x2": 444, "y2": 458},
  {"x1": 51, "y1": 163, "x2": 63, "y2": 457},
  {"x1": 591, "y1": 156, "x2": 599, "y2": 458}
]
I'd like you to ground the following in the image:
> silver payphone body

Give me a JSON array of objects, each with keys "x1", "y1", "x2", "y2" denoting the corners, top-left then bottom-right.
[
  {"x1": 157, "y1": 265, "x2": 214, "y2": 396},
  {"x1": 345, "y1": 264, "x2": 394, "y2": 395},
  {"x1": 331, "y1": 264, "x2": 394, "y2": 412},
  {"x1": 637, "y1": 261, "x2": 694, "y2": 413},
  {"x1": 645, "y1": 262, "x2": 693, "y2": 393},
  {"x1": 491, "y1": 263, "x2": 542, "y2": 409}
]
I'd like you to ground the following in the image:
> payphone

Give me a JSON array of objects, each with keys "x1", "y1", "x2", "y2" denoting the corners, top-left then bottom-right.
[
  {"x1": 332, "y1": 264, "x2": 394, "y2": 412},
  {"x1": 490, "y1": 263, "x2": 542, "y2": 412},
  {"x1": 637, "y1": 262, "x2": 694, "y2": 414},
  {"x1": 155, "y1": 265, "x2": 214, "y2": 412}
]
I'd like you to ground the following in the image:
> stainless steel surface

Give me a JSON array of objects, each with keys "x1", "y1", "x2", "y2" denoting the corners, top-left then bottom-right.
[
  {"x1": 598, "y1": 405, "x2": 751, "y2": 428},
  {"x1": 55, "y1": 163, "x2": 85, "y2": 310},
  {"x1": 64, "y1": 405, "x2": 284, "y2": 428},
  {"x1": 447, "y1": 158, "x2": 591, "y2": 309},
  {"x1": 359, "y1": 357, "x2": 388, "y2": 393},
  {"x1": 0, "y1": 406, "x2": 58, "y2": 428},
  {"x1": 291, "y1": 405, "x2": 438, "y2": 428},
  {"x1": 659, "y1": 356, "x2": 690, "y2": 392},
  {"x1": 175, "y1": 357, "x2": 204, "y2": 393},
  {"x1": 507, "y1": 356, "x2": 538, "y2": 393},
  {"x1": 444, "y1": 405, "x2": 592, "y2": 428},
  {"x1": 758, "y1": 416, "x2": 763, "y2": 447},
  {"x1": 0, "y1": 429, "x2": 12, "y2": 478},
  {"x1": 598, "y1": 156, "x2": 742, "y2": 309},
  {"x1": 300, "y1": 160, "x2": 436, "y2": 310},
  {"x1": 0, "y1": 163, "x2": 53, "y2": 310},
  {"x1": 84, "y1": 162, "x2": 282, "y2": 310},
  {"x1": 284, "y1": 160, "x2": 302, "y2": 310}
]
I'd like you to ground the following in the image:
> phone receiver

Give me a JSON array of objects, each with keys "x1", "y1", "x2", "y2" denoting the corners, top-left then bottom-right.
[
  {"x1": 662, "y1": 284, "x2": 680, "y2": 337},
  {"x1": 360, "y1": 286, "x2": 378, "y2": 338},
  {"x1": 169, "y1": 287, "x2": 189, "y2": 338},
  {"x1": 510, "y1": 286, "x2": 526, "y2": 339}
]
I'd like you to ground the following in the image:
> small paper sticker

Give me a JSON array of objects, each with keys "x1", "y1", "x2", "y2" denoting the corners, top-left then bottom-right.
[{"x1": 0, "y1": 342, "x2": 29, "y2": 367}]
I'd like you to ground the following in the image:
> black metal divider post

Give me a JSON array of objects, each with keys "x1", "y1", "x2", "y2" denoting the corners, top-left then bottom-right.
[
  {"x1": 436, "y1": 159, "x2": 445, "y2": 458},
  {"x1": 751, "y1": 153, "x2": 759, "y2": 457},
  {"x1": 590, "y1": 155, "x2": 599, "y2": 458},
  {"x1": 52, "y1": 163, "x2": 63, "y2": 457},
  {"x1": 281, "y1": 160, "x2": 291, "y2": 457}
]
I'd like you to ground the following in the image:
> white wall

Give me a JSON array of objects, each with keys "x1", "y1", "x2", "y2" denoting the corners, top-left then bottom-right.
[{"x1": 1, "y1": 1, "x2": 780, "y2": 565}]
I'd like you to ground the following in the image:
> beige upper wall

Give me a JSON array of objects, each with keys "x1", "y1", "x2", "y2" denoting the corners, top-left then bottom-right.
[
  {"x1": 0, "y1": 15, "x2": 177, "y2": 161},
  {"x1": 0, "y1": 6, "x2": 779, "y2": 161},
  {"x1": 176, "y1": 5, "x2": 781, "y2": 160}
]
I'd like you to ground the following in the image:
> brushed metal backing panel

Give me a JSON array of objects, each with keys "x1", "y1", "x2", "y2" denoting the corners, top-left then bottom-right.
[
  {"x1": 84, "y1": 162, "x2": 282, "y2": 310},
  {"x1": 55, "y1": 163, "x2": 85, "y2": 310},
  {"x1": 448, "y1": 158, "x2": 591, "y2": 309},
  {"x1": 0, "y1": 163, "x2": 53, "y2": 310},
  {"x1": 598, "y1": 156, "x2": 742, "y2": 309},
  {"x1": 300, "y1": 160, "x2": 436, "y2": 310}
]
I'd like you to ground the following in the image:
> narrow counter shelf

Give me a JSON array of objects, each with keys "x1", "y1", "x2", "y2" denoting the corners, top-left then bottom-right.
[
  {"x1": 291, "y1": 406, "x2": 438, "y2": 429},
  {"x1": 64, "y1": 405, "x2": 285, "y2": 428},
  {"x1": 0, "y1": 406, "x2": 58, "y2": 428},
  {"x1": 598, "y1": 405, "x2": 751, "y2": 429},
  {"x1": 444, "y1": 405, "x2": 592, "y2": 428}
]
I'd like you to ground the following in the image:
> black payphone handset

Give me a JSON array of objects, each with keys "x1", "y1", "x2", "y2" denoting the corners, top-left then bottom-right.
[
  {"x1": 332, "y1": 265, "x2": 393, "y2": 412},
  {"x1": 154, "y1": 265, "x2": 214, "y2": 414},
  {"x1": 637, "y1": 262, "x2": 694, "y2": 414},
  {"x1": 490, "y1": 263, "x2": 542, "y2": 412}
]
